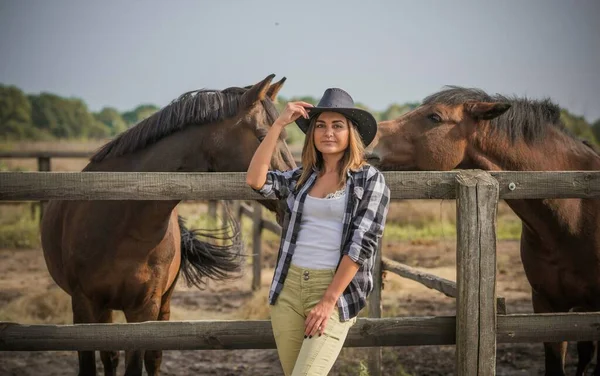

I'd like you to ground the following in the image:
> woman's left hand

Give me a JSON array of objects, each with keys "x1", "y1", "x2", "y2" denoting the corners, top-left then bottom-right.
[{"x1": 305, "y1": 298, "x2": 336, "y2": 338}]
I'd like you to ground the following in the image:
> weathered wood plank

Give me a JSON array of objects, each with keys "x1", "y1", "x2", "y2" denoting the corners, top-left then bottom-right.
[
  {"x1": 261, "y1": 218, "x2": 282, "y2": 236},
  {"x1": 2, "y1": 171, "x2": 599, "y2": 201},
  {"x1": 36, "y1": 157, "x2": 51, "y2": 220},
  {"x1": 383, "y1": 257, "x2": 458, "y2": 298},
  {"x1": 456, "y1": 170, "x2": 499, "y2": 376},
  {"x1": 252, "y1": 201, "x2": 263, "y2": 291},
  {"x1": 2, "y1": 313, "x2": 599, "y2": 351},
  {"x1": 382, "y1": 257, "x2": 507, "y2": 314},
  {"x1": 239, "y1": 202, "x2": 254, "y2": 217},
  {"x1": 476, "y1": 173, "x2": 499, "y2": 376},
  {"x1": 368, "y1": 239, "x2": 384, "y2": 376},
  {"x1": 456, "y1": 171, "x2": 481, "y2": 375}
]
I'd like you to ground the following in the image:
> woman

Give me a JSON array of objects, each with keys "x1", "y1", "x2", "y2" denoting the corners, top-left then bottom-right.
[{"x1": 246, "y1": 88, "x2": 390, "y2": 375}]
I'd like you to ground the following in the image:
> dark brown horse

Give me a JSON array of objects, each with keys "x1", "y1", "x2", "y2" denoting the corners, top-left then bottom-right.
[
  {"x1": 40, "y1": 74, "x2": 296, "y2": 376},
  {"x1": 368, "y1": 86, "x2": 600, "y2": 376}
]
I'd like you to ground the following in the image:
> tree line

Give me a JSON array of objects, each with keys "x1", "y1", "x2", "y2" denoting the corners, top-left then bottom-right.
[{"x1": 1, "y1": 84, "x2": 599, "y2": 147}]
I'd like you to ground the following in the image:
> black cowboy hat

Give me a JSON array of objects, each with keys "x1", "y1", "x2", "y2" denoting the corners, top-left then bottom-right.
[{"x1": 295, "y1": 88, "x2": 378, "y2": 147}]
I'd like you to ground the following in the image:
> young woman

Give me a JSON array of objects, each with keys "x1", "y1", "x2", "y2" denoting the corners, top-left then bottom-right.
[{"x1": 246, "y1": 88, "x2": 390, "y2": 375}]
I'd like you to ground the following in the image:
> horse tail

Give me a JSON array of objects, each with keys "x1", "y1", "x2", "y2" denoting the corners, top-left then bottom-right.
[{"x1": 178, "y1": 209, "x2": 243, "y2": 289}]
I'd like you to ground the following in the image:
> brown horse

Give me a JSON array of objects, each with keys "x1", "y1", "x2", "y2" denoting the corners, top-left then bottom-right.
[
  {"x1": 368, "y1": 86, "x2": 600, "y2": 376},
  {"x1": 40, "y1": 74, "x2": 296, "y2": 376}
]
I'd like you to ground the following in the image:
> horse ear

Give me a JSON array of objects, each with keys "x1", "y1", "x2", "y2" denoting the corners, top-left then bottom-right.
[
  {"x1": 464, "y1": 102, "x2": 511, "y2": 120},
  {"x1": 267, "y1": 77, "x2": 286, "y2": 101},
  {"x1": 241, "y1": 74, "x2": 276, "y2": 107}
]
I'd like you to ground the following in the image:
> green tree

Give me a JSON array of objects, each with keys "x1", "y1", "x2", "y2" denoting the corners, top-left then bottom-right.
[
  {"x1": 122, "y1": 104, "x2": 159, "y2": 126},
  {"x1": 380, "y1": 103, "x2": 413, "y2": 121},
  {"x1": 94, "y1": 107, "x2": 127, "y2": 136},
  {"x1": 0, "y1": 84, "x2": 34, "y2": 139},
  {"x1": 560, "y1": 110, "x2": 597, "y2": 146},
  {"x1": 592, "y1": 119, "x2": 600, "y2": 145},
  {"x1": 28, "y1": 93, "x2": 109, "y2": 139}
]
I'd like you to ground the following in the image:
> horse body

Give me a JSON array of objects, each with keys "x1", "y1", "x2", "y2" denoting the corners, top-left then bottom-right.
[
  {"x1": 370, "y1": 87, "x2": 600, "y2": 375},
  {"x1": 40, "y1": 75, "x2": 295, "y2": 376}
]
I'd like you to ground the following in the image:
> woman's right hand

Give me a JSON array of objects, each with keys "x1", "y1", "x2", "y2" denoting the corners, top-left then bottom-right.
[{"x1": 274, "y1": 101, "x2": 314, "y2": 127}]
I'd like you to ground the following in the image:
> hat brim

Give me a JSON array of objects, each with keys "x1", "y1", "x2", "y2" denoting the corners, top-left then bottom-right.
[{"x1": 294, "y1": 107, "x2": 378, "y2": 147}]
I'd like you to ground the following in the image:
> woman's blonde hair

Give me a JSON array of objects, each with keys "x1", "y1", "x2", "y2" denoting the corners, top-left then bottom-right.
[{"x1": 296, "y1": 113, "x2": 367, "y2": 191}]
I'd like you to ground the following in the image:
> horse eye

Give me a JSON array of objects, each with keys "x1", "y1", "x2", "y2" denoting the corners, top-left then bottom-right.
[
  {"x1": 258, "y1": 135, "x2": 266, "y2": 142},
  {"x1": 428, "y1": 114, "x2": 442, "y2": 123}
]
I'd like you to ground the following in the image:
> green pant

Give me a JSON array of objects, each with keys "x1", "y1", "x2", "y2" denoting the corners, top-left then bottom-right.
[{"x1": 270, "y1": 264, "x2": 356, "y2": 376}]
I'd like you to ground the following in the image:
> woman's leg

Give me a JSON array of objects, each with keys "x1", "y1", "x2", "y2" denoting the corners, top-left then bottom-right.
[
  {"x1": 270, "y1": 268, "x2": 305, "y2": 376},
  {"x1": 291, "y1": 312, "x2": 355, "y2": 376},
  {"x1": 291, "y1": 268, "x2": 356, "y2": 376}
]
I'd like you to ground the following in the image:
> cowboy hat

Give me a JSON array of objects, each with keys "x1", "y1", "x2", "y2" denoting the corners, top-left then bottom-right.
[{"x1": 295, "y1": 88, "x2": 377, "y2": 147}]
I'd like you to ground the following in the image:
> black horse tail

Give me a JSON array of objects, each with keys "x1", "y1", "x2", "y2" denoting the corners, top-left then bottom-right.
[{"x1": 178, "y1": 209, "x2": 243, "y2": 289}]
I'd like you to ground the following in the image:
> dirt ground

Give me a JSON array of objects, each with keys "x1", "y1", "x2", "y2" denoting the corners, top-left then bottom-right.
[{"x1": 0, "y1": 238, "x2": 592, "y2": 376}]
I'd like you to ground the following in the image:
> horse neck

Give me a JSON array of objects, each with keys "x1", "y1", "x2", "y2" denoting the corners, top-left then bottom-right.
[
  {"x1": 467, "y1": 126, "x2": 600, "y2": 242},
  {"x1": 84, "y1": 123, "x2": 232, "y2": 238},
  {"x1": 469, "y1": 125, "x2": 600, "y2": 172}
]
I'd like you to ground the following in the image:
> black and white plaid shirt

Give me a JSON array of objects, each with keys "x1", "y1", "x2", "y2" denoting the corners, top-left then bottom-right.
[{"x1": 253, "y1": 164, "x2": 390, "y2": 321}]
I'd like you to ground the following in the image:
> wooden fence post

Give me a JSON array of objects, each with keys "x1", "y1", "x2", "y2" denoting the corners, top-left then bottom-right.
[
  {"x1": 231, "y1": 201, "x2": 241, "y2": 224},
  {"x1": 367, "y1": 238, "x2": 383, "y2": 376},
  {"x1": 252, "y1": 201, "x2": 263, "y2": 291},
  {"x1": 37, "y1": 156, "x2": 51, "y2": 221},
  {"x1": 208, "y1": 200, "x2": 217, "y2": 219},
  {"x1": 456, "y1": 170, "x2": 499, "y2": 376},
  {"x1": 220, "y1": 200, "x2": 229, "y2": 229}
]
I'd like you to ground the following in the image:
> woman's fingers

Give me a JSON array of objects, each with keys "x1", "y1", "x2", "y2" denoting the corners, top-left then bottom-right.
[
  {"x1": 304, "y1": 314, "x2": 318, "y2": 337},
  {"x1": 290, "y1": 104, "x2": 309, "y2": 119},
  {"x1": 318, "y1": 318, "x2": 328, "y2": 337},
  {"x1": 305, "y1": 312, "x2": 329, "y2": 338}
]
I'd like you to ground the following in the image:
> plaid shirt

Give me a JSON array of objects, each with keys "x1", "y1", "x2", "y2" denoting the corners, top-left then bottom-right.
[{"x1": 253, "y1": 164, "x2": 390, "y2": 321}]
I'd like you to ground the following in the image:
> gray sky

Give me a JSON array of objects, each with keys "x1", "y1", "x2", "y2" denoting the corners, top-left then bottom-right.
[{"x1": 1, "y1": 0, "x2": 599, "y2": 122}]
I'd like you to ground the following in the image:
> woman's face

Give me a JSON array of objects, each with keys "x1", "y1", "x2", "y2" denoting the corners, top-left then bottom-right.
[{"x1": 313, "y1": 112, "x2": 350, "y2": 156}]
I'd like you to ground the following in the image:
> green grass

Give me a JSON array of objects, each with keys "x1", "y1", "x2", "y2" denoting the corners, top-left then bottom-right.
[
  {"x1": 0, "y1": 200, "x2": 523, "y2": 252},
  {"x1": 382, "y1": 214, "x2": 522, "y2": 242},
  {"x1": 0, "y1": 205, "x2": 40, "y2": 249}
]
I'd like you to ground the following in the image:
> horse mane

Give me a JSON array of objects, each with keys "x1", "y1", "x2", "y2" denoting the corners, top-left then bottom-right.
[
  {"x1": 423, "y1": 86, "x2": 569, "y2": 144},
  {"x1": 91, "y1": 86, "x2": 265, "y2": 163}
]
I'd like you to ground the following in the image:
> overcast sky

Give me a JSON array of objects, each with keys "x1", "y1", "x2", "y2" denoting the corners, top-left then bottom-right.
[{"x1": 1, "y1": 0, "x2": 599, "y2": 122}]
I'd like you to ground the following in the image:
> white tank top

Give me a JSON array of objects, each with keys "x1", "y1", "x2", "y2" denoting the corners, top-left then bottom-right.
[{"x1": 291, "y1": 191, "x2": 346, "y2": 269}]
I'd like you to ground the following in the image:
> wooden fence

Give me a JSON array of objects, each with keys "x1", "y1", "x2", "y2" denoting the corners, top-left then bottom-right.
[
  {"x1": 0, "y1": 150, "x2": 302, "y2": 221},
  {"x1": 1, "y1": 170, "x2": 600, "y2": 376}
]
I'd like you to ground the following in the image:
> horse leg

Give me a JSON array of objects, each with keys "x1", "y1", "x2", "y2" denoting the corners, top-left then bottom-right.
[
  {"x1": 123, "y1": 300, "x2": 161, "y2": 376},
  {"x1": 576, "y1": 340, "x2": 596, "y2": 376},
  {"x1": 594, "y1": 341, "x2": 600, "y2": 376},
  {"x1": 532, "y1": 291, "x2": 567, "y2": 376},
  {"x1": 144, "y1": 274, "x2": 179, "y2": 376},
  {"x1": 72, "y1": 292, "x2": 103, "y2": 376},
  {"x1": 98, "y1": 309, "x2": 119, "y2": 376}
]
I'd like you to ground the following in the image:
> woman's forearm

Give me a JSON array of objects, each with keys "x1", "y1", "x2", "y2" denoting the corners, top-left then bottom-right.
[
  {"x1": 245, "y1": 121, "x2": 285, "y2": 190},
  {"x1": 322, "y1": 255, "x2": 360, "y2": 305}
]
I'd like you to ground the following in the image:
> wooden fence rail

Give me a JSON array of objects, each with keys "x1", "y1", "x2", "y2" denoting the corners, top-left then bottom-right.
[
  {"x1": 2, "y1": 313, "x2": 599, "y2": 351},
  {"x1": 1, "y1": 171, "x2": 600, "y2": 201}
]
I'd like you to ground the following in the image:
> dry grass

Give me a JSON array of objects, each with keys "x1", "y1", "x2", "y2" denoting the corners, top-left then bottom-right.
[
  {"x1": 235, "y1": 286, "x2": 271, "y2": 320},
  {"x1": 0, "y1": 287, "x2": 73, "y2": 324}
]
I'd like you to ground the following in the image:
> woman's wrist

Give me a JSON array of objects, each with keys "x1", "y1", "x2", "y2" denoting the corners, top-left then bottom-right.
[
  {"x1": 321, "y1": 292, "x2": 338, "y2": 306},
  {"x1": 272, "y1": 119, "x2": 288, "y2": 129}
]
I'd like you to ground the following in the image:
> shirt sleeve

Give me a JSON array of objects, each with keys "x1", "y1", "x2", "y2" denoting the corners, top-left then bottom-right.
[
  {"x1": 251, "y1": 167, "x2": 301, "y2": 200},
  {"x1": 342, "y1": 170, "x2": 390, "y2": 266}
]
